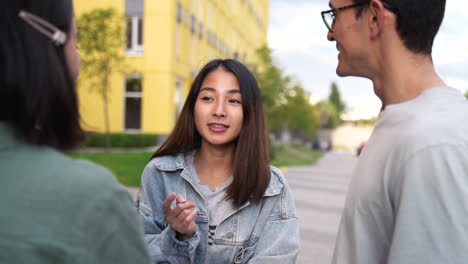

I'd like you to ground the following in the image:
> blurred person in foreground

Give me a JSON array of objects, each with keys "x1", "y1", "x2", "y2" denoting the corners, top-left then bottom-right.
[
  {"x1": 321, "y1": 0, "x2": 468, "y2": 263},
  {"x1": 0, "y1": 0, "x2": 150, "y2": 263}
]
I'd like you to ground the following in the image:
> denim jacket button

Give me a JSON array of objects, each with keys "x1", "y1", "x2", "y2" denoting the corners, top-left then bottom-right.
[{"x1": 226, "y1": 232, "x2": 234, "y2": 239}]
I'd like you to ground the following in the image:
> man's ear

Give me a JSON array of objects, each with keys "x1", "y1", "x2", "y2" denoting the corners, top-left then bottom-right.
[{"x1": 368, "y1": 0, "x2": 386, "y2": 38}]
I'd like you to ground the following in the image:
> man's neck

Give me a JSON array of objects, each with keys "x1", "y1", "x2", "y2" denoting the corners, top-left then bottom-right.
[{"x1": 371, "y1": 49, "x2": 446, "y2": 109}]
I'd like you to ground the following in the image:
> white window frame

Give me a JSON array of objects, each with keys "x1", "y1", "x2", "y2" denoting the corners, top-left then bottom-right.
[
  {"x1": 126, "y1": 16, "x2": 144, "y2": 57},
  {"x1": 174, "y1": 77, "x2": 184, "y2": 117},
  {"x1": 123, "y1": 73, "x2": 143, "y2": 132}
]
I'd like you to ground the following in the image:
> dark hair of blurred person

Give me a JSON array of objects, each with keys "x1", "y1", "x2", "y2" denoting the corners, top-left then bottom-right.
[
  {"x1": 0, "y1": 0, "x2": 151, "y2": 263},
  {"x1": 0, "y1": 0, "x2": 84, "y2": 150}
]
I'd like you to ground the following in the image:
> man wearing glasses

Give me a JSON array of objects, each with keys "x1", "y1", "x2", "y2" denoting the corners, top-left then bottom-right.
[{"x1": 321, "y1": 0, "x2": 468, "y2": 263}]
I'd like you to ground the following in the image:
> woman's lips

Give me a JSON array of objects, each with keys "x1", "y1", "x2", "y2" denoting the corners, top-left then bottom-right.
[{"x1": 208, "y1": 123, "x2": 229, "y2": 132}]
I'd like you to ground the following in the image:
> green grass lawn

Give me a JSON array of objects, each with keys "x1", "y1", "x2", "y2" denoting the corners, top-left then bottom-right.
[
  {"x1": 271, "y1": 144, "x2": 323, "y2": 168},
  {"x1": 70, "y1": 145, "x2": 322, "y2": 187},
  {"x1": 69, "y1": 151, "x2": 153, "y2": 187}
]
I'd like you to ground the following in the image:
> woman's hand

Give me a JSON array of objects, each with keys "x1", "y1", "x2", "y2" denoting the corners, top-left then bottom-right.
[{"x1": 163, "y1": 193, "x2": 198, "y2": 241}]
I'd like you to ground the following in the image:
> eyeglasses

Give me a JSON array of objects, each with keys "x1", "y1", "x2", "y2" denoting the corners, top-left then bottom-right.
[
  {"x1": 321, "y1": 2, "x2": 370, "y2": 33},
  {"x1": 18, "y1": 10, "x2": 67, "y2": 46}
]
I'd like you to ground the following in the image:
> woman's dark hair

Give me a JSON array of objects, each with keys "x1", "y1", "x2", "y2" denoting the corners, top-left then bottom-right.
[
  {"x1": 0, "y1": 0, "x2": 83, "y2": 151},
  {"x1": 152, "y1": 59, "x2": 270, "y2": 208},
  {"x1": 354, "y1": 0, "x2": 445, "y2": 55}
]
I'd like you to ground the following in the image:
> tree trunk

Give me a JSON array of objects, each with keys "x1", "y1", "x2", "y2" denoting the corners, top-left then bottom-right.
[{"x1": 102, "y1": 71, "x2": 111, "y2": 151}]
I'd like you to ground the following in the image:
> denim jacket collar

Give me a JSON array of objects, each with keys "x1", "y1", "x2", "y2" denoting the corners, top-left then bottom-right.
[{"x1": 152, "y1": 152, "x2": 281, "y2": 197}]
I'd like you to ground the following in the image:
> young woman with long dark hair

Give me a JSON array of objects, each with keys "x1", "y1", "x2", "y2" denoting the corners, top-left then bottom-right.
[{"x1": 137, "y1": 59, "x2": 300, "y2": 263}]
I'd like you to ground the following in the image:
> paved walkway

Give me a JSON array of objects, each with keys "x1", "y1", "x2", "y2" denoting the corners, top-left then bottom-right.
[
  {"x1": 288, "y1": 152, "x2": 356, "y2": 263},
  {"x1": 126, "y1": 151, "x2": 357, "y2": 264}
]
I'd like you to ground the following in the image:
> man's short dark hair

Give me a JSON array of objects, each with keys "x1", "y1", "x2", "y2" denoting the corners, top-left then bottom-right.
[
  {"x1": 0, "y1": 0, "x2": 84, "y2": 151},
  {"x1": 354, "y1": 0, "x2": 446, "y2": 55}
]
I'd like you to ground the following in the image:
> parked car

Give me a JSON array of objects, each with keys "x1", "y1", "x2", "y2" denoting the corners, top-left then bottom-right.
[{"x1": 313, "y1": 138, "x2": 333, "y2": 151}]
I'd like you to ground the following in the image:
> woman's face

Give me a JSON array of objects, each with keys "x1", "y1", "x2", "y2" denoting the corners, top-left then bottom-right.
[
  {"x1": 194, "y1": 68, "x2": 244, "y2": 148},
  {"x1": 64, "y1": 19, "x2": 80, "y2": 81}
]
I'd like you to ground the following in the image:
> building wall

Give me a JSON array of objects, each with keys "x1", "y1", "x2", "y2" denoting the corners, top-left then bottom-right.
[{"x1": 74, "y1": 0, "x2": 269, "y2": 135}]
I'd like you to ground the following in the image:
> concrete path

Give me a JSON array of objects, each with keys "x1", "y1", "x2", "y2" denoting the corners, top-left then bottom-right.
[
  {"x1": 126, "y1": 151, "x2": 357, "y2": 264},
  {"x1": 288, "y1": 152, "x2": 357, "y2": 263}
]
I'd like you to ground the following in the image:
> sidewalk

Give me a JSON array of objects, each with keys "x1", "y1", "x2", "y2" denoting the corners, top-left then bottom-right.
[{"x1": 288, "y1": 152, "x2": 356, "y2": 263}]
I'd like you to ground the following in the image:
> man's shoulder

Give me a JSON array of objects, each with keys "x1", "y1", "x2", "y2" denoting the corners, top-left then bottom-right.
[
  {"x1": 389, "y1": 88, "x2": 468, "y2": 155},
  {"x1": 400, "y1": 110, "x2": 468, "y2": 155}
]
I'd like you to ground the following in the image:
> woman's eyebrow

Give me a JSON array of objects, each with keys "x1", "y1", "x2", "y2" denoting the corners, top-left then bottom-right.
[
  {"x1": 199, "y1": 87, "x2": 241, "y2": 94},
  {"x1": 200, "y1": 87, "x2": 215, "y2": 92}
]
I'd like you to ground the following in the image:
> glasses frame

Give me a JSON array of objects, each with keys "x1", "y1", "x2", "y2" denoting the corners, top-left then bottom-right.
[
  {"x1": 18, "y1": 10, "x2": 67, "y2": 46},
  {"x1": 321, "y1": 2, "x2": 370, "y2": 33}
]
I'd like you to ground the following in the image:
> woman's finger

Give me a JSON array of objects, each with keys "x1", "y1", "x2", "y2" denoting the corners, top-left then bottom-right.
[
  {"x1": 163, "y1": 192, "x2": 177, "y2": 211},
  {"x1": 175, "y1": 194, "x2": 186, "y2": 204},
  {"x1": 173, "y1": 209, "x2": 197, "y2": 235},
  {"x1": 170, "y1": 202, "x2": 196, "y2": 217},
  {"x1": 184, "y1": 209, "x2": 197, "y2": 225}
]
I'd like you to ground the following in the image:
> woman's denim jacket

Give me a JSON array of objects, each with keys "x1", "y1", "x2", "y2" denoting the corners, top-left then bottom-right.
[{"x1": 137, "y1": 153, "x2": 300, "y2": 264}]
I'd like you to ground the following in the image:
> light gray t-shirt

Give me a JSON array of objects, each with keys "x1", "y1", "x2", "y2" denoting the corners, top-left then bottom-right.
[
  {"x1": 333, "y1": 87, "x2": 468, "y2": 264},
  {"x1": 185, "y1": 152, "x2": 234, "y2": 245}
]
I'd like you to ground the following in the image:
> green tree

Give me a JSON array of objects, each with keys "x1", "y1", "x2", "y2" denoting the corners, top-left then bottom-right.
[
  {"x1": 253, "y1": 46, "x2": 320, "y2": 139},
  {"x1": 328, "y1": 82, "x2": 346, "y2": 119},
  {"x1": 316, "y1": 101, "x2": 339, "y2": 129},
  {"x1": 281, "y1": 85, "x2": 320, "y2": 139},
  {"x1": 77, "y1": 8, "x2": 126, "y2": 149},
  {"x1": 465, "y1": 91, "x2": 468, "y2": 99},
  {"x1": 252, "y1": 46, "x2": 288, "y2": 131}
]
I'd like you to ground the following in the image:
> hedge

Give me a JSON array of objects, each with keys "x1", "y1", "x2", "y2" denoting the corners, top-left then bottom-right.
[{"x1": 83, "y1": 133, "x2": 158, "y2": 148}]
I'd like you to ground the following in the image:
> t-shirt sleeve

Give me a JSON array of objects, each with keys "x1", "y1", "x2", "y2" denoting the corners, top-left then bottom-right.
[{"x1": 388, "y1": 144, "x2": 468, "y2": 264}]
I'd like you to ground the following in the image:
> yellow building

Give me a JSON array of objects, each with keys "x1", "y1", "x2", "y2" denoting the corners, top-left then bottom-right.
[{"x1": 73, "y1": 0, "x2": 269, "y2": 137}]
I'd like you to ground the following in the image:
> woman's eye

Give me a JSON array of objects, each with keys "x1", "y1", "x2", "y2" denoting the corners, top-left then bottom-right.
[
  {"x1": 229, "y1": 99, "x2": 242, "y2": 104},
  {"x1": 201, "y1": 96, "x2": 213, "y2": 101}
]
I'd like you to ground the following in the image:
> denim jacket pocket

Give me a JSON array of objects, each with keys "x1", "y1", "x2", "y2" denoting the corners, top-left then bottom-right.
[
  {"x1": 233, "y1": 237, "x2": 258, "y2": 264},
  {"x1": 212, "y1": 235, "x2": 259, "y2": 264}
]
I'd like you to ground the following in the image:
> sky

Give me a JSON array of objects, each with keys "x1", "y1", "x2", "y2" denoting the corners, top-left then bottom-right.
[{"x1": 268, "y1": 0, "x2": 468, "y2": 120}]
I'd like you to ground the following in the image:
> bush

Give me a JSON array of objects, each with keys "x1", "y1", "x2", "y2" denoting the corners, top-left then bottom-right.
[{"x1": 83, "y1": 133, "x2": 158, "y2": 148}]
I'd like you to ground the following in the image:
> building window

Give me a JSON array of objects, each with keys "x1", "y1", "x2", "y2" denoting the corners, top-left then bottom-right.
[
  {"x1": 126, "y1": 18, "x2": 132, "y2": 49},
  {"x1": 138, "y1": 17, "x2": 143, "y2": 45},
  {"x1": 198, "y1": 22, "x2": 203, "y2": 39},
  {"x1": 174, "y1": 78, "x2": 184, "y2": 117},
  {"x1": 191, "y1": 15, "x2": 196, "y2": 34},
  {"x1": 125, "y1": 0, "x2": 144, "y2": 56},
  {"x1": 124, "y1": 75, "x2": 143, "y2": 131},
  {"x1": 177, "y1": 2, "x2": 182, "y2": 23},
  {"x1": 126, "y1": 16, "x2": 143, "y2": 55}
]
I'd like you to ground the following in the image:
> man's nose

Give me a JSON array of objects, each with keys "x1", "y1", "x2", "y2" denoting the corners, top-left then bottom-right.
[{"x1": 327, "y1": 30, "x2": 335, "y2": 41}]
